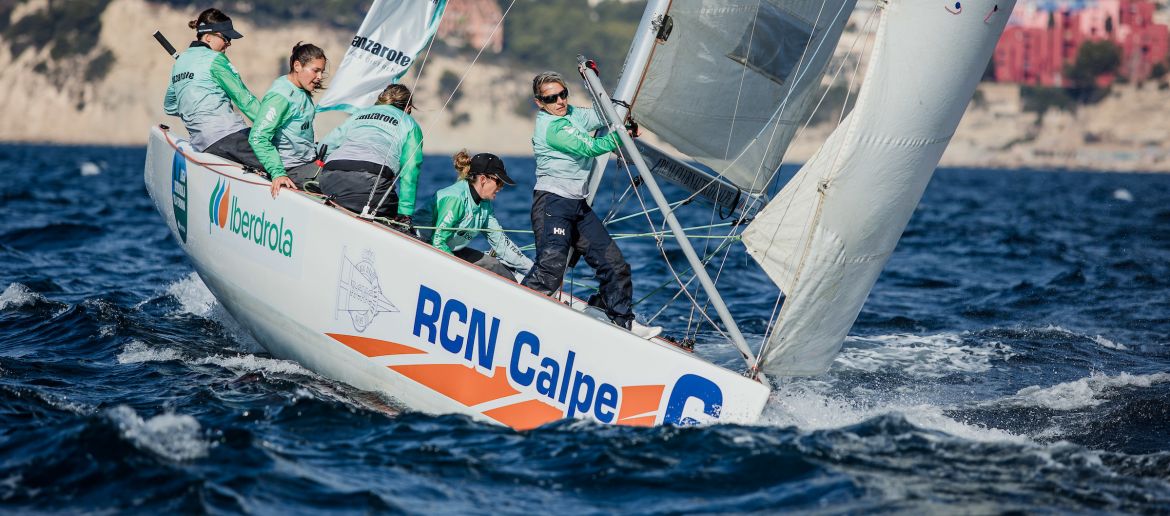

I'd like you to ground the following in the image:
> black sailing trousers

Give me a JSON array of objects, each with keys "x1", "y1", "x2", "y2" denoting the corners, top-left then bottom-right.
[
  {"x1": 520, "y1": 190, "x2": 634, "y2": 327},
  {"x1": 319, "y1": 159, "x2": 398, "y2": 218}
]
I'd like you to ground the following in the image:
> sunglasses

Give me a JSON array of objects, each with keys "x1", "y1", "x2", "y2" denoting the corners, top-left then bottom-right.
[{"x1": 535, "y1": 88, "x2": 569, "y2": 104}]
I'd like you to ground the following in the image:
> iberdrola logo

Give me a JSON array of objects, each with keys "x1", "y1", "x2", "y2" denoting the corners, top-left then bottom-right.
[
  {"x1": 209, "y1": 178, "x2": 294, "y2": 257},
  {"x1": 209, "y1": 179, "x2": 231, "y2": 228}
]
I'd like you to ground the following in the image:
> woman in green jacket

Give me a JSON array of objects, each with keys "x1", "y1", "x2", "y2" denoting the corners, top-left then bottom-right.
[
  {"x1": 431, "y1": 151, "x2": 533, "y2": 281},
  {"x1": 163, "y1": 8, "x2": 261, "y2": 168},
  {"x1": 248, "y1": 42, "x2": 327, "y2": 198}
]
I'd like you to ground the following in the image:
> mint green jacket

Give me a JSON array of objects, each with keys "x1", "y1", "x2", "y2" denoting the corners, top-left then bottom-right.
[
  {"x1": 248, "y1": 76, "x2": 317, "y2": 178},
  {"x1": 431, "y1": 181, "x2": 533, "y2": 274},
  {"x1": 321, "y1": 105, "x2": 424, "y2": 216},
  {"x1": 531, "y1": 105, "x2": 619, "y2": 199},
  {"x1": 163, "y1": 44, "x2": 259, "y2": 151}
]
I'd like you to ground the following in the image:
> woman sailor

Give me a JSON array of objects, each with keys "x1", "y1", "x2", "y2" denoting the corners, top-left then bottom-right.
[
  {"x1": 163, "y1": 8, "x2": 261, "y2": 168},
  {"x1": 430, "y1": 151, "x2": 533, "y2": 281},
  {"x1": 319, "y1": 84, "x2": 422, "y2": 229},
  {"x1": 248, "y1": 42, "x2": 327, "y2": 198}
]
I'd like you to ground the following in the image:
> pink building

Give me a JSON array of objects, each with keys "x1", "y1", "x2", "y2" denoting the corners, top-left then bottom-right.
[
  {"x1": 994, "y1": 0, "x2": 1168, "y2": 86},
  {"x1": 437, "y1": 0, "x2": 505, "y2": 54}
]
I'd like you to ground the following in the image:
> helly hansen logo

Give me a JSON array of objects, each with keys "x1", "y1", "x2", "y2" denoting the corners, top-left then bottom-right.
[{"x1": 553, "y1": 227, "x2": 566, "y2": 236}]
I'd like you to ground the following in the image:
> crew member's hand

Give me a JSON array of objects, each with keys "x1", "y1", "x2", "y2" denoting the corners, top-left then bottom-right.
[
  {"x1": 627, "y1": 125, "x2": 641, "y2": 138},
  {"x1": 271, "y1": 175, "x2": 297, "y2": 198}
]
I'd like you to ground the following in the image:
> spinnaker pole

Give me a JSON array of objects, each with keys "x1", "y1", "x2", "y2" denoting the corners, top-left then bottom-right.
[
  {"x1": 585, "y1": 0, "x2": 672, "y2": 205},
  {"x1": 577, "y1": 56, "x2": 762, "y2": 377}
]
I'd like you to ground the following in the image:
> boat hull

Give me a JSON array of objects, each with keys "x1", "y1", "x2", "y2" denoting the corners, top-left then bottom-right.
[{"x1": 144, "y1": 126, "x2": 769, "y2": 429}]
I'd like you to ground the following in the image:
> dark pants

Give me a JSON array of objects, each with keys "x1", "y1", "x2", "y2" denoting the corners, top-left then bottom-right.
[
  {"x1": 285, "y1": 161, "x2": 321, "y2": 187},
  {"x1": 455, "y1": 247, "x2": 515, "y2": 281},
  {"x1": 204, "y1": 129, "x2": 263, "y2": 169},
  {"x1": 521, "y1": 190, "x2": 633, "y2": 327},
  {"x1": 319, "y1": 160, "x2": 398, "y2": 217}
]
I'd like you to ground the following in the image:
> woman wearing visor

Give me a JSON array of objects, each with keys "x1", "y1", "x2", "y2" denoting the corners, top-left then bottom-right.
[
  {"x1": 163, "y1": 8, "x2": 262, "y2": 168},
  {"x1": 430, "y1": 151, "x2": 533, "y2": 281}
]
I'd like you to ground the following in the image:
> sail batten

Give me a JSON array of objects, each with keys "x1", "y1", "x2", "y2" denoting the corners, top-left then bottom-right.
[
  {"x1": 632, "y1": 0, "x2": 857, "y2": 194},
  {"x1": 742, "y1": 0, "x2": 1017, "y2": 377}
]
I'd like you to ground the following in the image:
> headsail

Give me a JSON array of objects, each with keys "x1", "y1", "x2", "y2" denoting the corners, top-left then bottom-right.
[
  {"x1": 317, "y1": 0, "x2": 448, "y2": 112},
  {"x1": 742, "y1": 0, "x2": 1016, "y2": 376},
  {"x1": 631, "y1": 0, "x2": 856, "y2": 194}
]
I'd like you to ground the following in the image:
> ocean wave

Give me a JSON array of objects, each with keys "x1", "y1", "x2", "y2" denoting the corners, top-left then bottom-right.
[
  {"x1": 0, "y1": 283, "x2": 46, "y2": 311},
  {"x1": 116, "y1": 340, "x2": 312, "y2": 377},
  {"x1": 761, "y1": 382, "x2": 1026, "y2": 443},
  {"x1": 116, "y1": 340, "x2": 184, "y2": 364},
  {"x1": 163, "y1": 272, "x2": 263, "y2": 352},
  {"x1": 165, "y1": 272, "x2": 218, "y2": 318},
  {"x1": 835, "y1": 332, "x2": 1014, "y2": 378},
  {"x1": 1000, "y1": 372, "x2": 1170, "y2": 411},
  {"x1": 106, "y1": 405, "x2": 210, "y2": 461}
]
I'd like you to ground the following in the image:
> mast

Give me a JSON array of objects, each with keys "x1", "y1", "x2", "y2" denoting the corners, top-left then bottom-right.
[
  {"x1": 577, "y1": 56, "x2": 762, "y2": 376},
  {"x1": 585, "y1": 0, "x2": 672, "y2": 205}
]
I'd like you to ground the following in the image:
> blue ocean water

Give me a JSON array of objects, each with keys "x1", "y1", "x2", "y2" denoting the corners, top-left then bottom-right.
[{"x1": 1, "y1": 143, "x2": 1168, "y2": 513}]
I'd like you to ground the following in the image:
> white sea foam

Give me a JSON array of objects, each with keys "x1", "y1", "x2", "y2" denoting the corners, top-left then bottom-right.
[
  {"x1": 1091, "y1": 335, "x2": 1128, "y2": 350},
  {"x1": 79, "y1": 161, "x2": 102, "y2": 176},
  {"x1": 1112, "y1": 188, "x2": 1134, "y2": 202},
  {"x1": 761, "y1": 381, "x2": 1026, "y2": 443},
  {"x1": 835, "y1": 332, "x2": 1013, "y2": 378},
  {"x1": 194, "y1": 353, "x2": 313, "y2": 376},
  {"x1": 117, "y1": 340, "x2": 184, "y2": 364},
  {"x1": 116, "y1": 340, "x2": 309, "y2": 377},
  {"x1": 1000, "y1": 372, "x2": 1170, "y2": 411},
  {"x1": 107, "y1": 405, "x2": 210, "y2": 461},
  {"x1": 164, "y1": 273, "x2": 263, "y2": 352},
  {"x1": 166, "y1": 273, "x2": 218, "y2": 317},
  {"x1": 0, "y1": 283, "x2": 44, "y2": 311}
]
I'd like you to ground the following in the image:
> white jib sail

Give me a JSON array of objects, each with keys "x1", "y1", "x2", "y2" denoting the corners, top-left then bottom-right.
[
  {"x1": 317, "y1": 0, "x2": 448, "y2": 112},
  {"x1": 742, "y1": 0, "x2": 1016, "y2": 376},
  {"x1": 632, "y1": 0, "x2": 856, "y2": 194}
]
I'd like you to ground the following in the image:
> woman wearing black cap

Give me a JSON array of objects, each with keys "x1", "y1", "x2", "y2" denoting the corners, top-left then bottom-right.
[
  {"x1": 163, "y1": 8, "x2": 262, "y2": 168},
  {"x1": 429, "y1": 150, "x2": 533, "y2": 281}
]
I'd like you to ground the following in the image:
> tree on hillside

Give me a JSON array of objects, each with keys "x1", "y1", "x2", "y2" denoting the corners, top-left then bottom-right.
[{"x1": 1064, "y1": 39, "x2": 1122, "y2": 102}]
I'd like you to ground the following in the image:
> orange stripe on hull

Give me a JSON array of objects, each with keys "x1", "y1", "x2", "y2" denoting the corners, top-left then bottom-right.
[
  {"x1": 618, "y1": 415, "x2": 657, "y2": 427},
  {"x1": 618, "y1": 385, "x2": 665, "y2": 426},
  {"x1": 326, "y1": 333, "x2": 426, "y2": 357},
  {"x1": 483, "y1": 399, "x2": 564, "y2": 430},
  {"x1": 390, "y1": 364, "x2": 519, "y2": 407}
]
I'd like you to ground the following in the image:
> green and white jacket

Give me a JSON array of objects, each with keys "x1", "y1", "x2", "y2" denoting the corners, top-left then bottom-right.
[
  {"x1": 531, "y1": 105, "x2": 619, "y2": 199},
  {"x1": 163, "y1": 43, "x2": 259, "y2": 151},
  {"x1": 248, "y1": 76, "x2": 317, "y2": 178},
  {"x1": 431, "y1": 181, "x2": 533, "y2": 274},
  {"x1": 321, "y1": 104, "x2": 423, "y2": 216}
]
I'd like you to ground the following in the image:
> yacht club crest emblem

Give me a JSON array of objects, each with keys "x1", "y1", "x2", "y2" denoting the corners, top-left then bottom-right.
[{"x1": 336, "y1": 248, "x2": 397, "y2": 332}]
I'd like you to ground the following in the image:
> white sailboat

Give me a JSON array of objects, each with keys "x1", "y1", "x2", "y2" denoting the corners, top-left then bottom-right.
[{"x1": 143, "y1": 0, "x2": 1015, "y2": 429}]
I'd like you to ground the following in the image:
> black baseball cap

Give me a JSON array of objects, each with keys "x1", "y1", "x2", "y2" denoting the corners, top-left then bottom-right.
[
  {"x1": 197, "y1": 20, "x2": 244, "y2": 40},
  {"x1": 470, "y1": 153, "x2": 515, "y2": 185}
]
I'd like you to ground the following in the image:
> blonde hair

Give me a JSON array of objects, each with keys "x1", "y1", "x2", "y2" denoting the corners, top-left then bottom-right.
[
  {"x1": 452, "y1": 149, "x2": 472, "y2": 181},
  {"x1": 376, "y1": 83, "x2": 413, "y2": 111}
]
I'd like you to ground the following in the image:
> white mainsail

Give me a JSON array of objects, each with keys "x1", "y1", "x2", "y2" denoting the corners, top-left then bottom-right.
[
  {"x1": 631, "y1": 0, "x2": 856, "y2": 194},
  {"x1": 742, "y1": 0, "x2": 1016, "y2": 376},
  {"x1": 317, "y1": 0, "x2": 448, "y2": 112}
]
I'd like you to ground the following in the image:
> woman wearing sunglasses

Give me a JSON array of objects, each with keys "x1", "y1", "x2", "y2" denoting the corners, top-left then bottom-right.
[
  {"x1": 164, "y1": 8, "x2": 262, "y2": 168},
  {"x1": 520, "y1": 72, "x2": 660, "y2": 339},
  {"x1": 430, "y1": 151, "x2": 533, "y2": 281}
]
